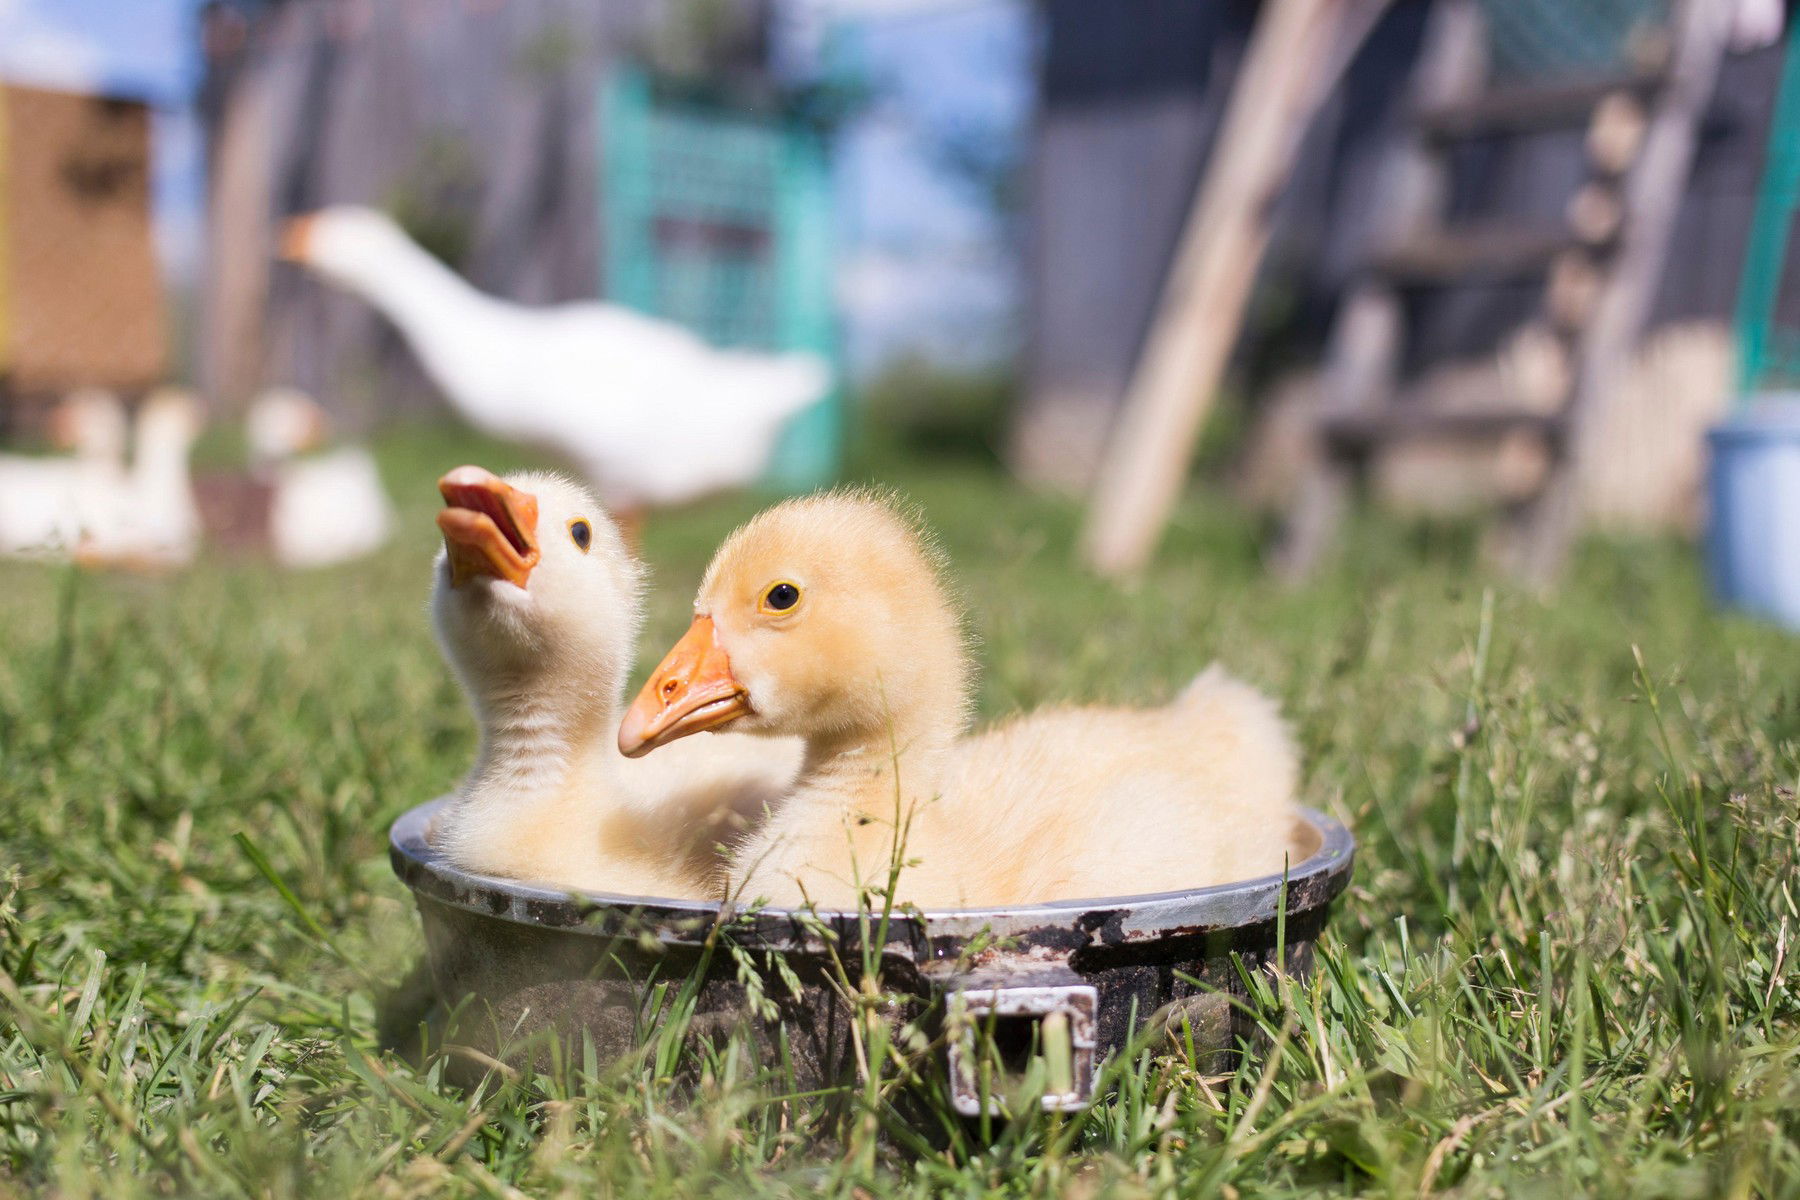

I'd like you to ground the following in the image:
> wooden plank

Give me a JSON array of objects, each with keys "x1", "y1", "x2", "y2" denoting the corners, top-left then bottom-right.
[
  {"x1": 1415, "y1": 69, "x2": 1663, "y2": 140},
  {"x1": 1079, "y1": 0, "x2": 1386, "y2": 577},
  {"x1": 1511, "y1": 0, "x2": 1733, "y2": 584},
  {"x1": 1369, "y1": 225, "x2": 1582, "y2": 284},
  {"x1": 199, "y1": 5, "x2": 279, "y2": 416},
  {"x1": 1321, "y1": 408, "x2": 1564, "y2": 450}
]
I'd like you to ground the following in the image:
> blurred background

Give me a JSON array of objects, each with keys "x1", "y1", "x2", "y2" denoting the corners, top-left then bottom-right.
[{"x1": 2, "y1": 0, "x2": 1798, "y2": 606}]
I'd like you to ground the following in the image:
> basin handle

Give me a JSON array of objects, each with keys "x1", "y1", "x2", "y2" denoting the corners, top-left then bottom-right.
[{"x1": 935, "y1": 963, "x2": 1099, "y2": 1117}]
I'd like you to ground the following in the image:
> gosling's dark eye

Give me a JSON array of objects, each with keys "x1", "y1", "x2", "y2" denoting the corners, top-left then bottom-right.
[
  {"x1": 763, "y1": 581, "x2": 801, "y2": 612},
  {"x1": 569, "y1": 519, "x2": 592, "y2": 551}
]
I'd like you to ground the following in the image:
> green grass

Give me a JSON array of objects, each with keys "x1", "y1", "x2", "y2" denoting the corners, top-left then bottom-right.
[{"x1": 3, "y1": 425, "x2": 1799, "y2": 1196}]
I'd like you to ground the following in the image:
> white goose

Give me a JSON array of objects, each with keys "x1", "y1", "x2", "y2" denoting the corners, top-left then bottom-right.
[
  {"x1": 248, "y1": 387, "x2": 395, "y2": 569},
  {"x1": 0, "y1": 389, "x2": 129, "y2": 558},
  {"x1": 280, "y1": 207, "x2": 831, "y2": 520},
  {"x1": 82, "y1": 388, "x2": 203, "y2": 569}
]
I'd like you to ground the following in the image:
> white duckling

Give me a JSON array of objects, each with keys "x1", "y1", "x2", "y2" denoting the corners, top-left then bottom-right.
[
  {"x1": 247, "y1": 387, "x2": 395, "y2": 569},
  {"x1": 280, "y1": 207, "x2": 830, "y2": 520},
  {"x1": 619, "y1": 492, "x2": 1300, "y2": 909},
  {"x1": 0, "y1": 389, "x2": 128, "y2": 557},
  {"x1": 429, "y1": 464, "x2": 802, "y2": 896}
]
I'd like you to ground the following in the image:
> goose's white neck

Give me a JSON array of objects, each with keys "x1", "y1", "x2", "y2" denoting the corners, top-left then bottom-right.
[
  {"x1": 320, "y1": 234, "x2": 521, "y2": 426},
  {"x1": 125, "y1": 414, "x2": 198, "y2": 552},
  {"x1": 132, "y1": 421, "x2": 192, "y2": 490},
  {"x1": 78, "y1": 423, "x2": 127, "y2": 467}
]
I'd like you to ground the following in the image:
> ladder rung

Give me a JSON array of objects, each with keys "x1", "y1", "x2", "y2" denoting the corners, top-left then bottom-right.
[
  {"x1": 1367, "y1": 227, "x2": 1580, "y2": 285},
  {"x1": 1415, "y1": 69, "x2": 1664, "y2": 141},
  {"x1": 1321, "y1": 410, "x2": 1565, "y2": 452}
]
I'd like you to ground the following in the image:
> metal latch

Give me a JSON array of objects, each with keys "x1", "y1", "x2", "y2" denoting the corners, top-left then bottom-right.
[{"x1": 938, "y1": 964, "x2": 1099, "y2": 1116}]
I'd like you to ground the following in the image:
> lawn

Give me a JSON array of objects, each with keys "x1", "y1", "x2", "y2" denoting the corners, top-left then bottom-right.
[{"x1": 2, "y1": 424, "x2": 1798, "y2": 1197}]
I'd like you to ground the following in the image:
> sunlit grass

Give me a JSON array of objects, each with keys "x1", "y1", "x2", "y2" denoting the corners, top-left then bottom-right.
[{"x1": 2, "y1": 422, "x2": 1798, "y2": 1195}]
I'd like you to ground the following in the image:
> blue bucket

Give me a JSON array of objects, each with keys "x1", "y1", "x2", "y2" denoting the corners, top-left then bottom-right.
[{"x1": 1707, "y1": 402, "x2": 1800, "y2": 631}]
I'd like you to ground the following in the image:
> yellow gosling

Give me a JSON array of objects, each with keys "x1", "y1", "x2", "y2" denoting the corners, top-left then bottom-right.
[{"x1": 620, "y1": 491, "x2": 1299, "y2": 908}]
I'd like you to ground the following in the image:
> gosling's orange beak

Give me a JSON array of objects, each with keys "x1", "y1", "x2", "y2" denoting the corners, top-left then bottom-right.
[
  {"x1": 278, "y1": 213, "x2": 317, "y2": 262},
  {"x1": 436, "y1": 465, "x2": 540, "y2": 589},
  {"x1": 618, "y1": 615, "x2": 751, "y2": 757}
]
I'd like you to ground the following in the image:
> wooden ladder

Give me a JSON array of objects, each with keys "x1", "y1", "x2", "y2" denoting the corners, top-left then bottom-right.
[{"x1": 1273, "y1": 0, "x2": 1732, "y2": 585}]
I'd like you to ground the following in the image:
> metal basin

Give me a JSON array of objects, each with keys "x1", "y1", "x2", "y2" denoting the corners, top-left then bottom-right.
[{"x1": 389, "y1": 799, "x2": 1354, "y2": 1111}]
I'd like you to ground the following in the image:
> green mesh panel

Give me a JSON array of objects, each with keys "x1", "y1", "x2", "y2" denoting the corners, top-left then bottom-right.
[
  {"x1": 600, "y1": 68, "x2": 841, "y2": 488},
  {"x1": 1476, "y1": 0, "x2": 1670, "y2": 82}
]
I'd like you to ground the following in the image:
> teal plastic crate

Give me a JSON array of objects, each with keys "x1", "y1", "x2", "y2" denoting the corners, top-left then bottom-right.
[
  {"x1": 1476, "y1": 0, "x2": 1669, "y2": 82},
  {"x1": 600, "y1": 68, "x2": 841, "y2": 492},
  {"x1": 1735, "y1": 13, "x2": 1800, "y2": 395}
]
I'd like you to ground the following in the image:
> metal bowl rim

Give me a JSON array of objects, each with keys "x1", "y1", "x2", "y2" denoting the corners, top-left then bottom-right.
[{"x1": 389, "y1": 796, "x2": 1353, "y2": 943}]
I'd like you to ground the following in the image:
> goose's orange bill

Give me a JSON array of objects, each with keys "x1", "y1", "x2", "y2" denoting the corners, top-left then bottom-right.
[
  {"x1": 619, "y1": 615, "x2": 750, "y2": 757},
  {"x1": 278, "y1": 213, "x2": 317, "y2": 262},
  {"x1": 437, "y1": 465, "x2": 540, "y2": 588}
]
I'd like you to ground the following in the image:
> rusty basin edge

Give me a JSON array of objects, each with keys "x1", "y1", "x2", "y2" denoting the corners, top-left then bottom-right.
[{"x1": 387, "y1": 797, "x2": 1355, "y2": 957}]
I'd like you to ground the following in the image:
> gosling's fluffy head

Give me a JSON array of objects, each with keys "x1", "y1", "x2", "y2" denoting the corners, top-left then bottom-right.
[
  {"x1": 430, "y1": 467, "x2": 642, "y2": 698},
  {"x1": 623, "y1": 490, "x2": 971, "y2": 755}
]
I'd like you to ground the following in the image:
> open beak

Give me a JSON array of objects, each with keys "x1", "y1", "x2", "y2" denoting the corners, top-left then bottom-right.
[
  {"x1": 436, "y1": 465, "x2": 540, "y2": 589},
  {"x1": 278, "y1": 213, "x2": 317, "y2": 263},
  {"x1": 618, "y1": 615, "x2": 751, "y2": 757}
]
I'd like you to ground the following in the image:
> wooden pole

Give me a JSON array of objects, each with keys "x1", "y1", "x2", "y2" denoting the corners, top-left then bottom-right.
[
  {"x1": 200, "y1": 56, "x2": 276, "y2": 417},
  {"x1": 1079, "y1": 0, "x2": 1376, "y2": 577}
]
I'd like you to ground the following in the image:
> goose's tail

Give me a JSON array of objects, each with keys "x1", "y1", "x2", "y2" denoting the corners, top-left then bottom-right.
[{"x1": 721, "y1": 350, "x2": 833, "y2": 425}]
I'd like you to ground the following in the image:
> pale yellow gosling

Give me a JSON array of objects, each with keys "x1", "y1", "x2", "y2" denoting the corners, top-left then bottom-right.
[
  {"x1": 429, "y1": 466, "x2": 800, "y2": 897},
  {"x1": 618, "y1": 492, "x2": 1300, "y2": 908}
]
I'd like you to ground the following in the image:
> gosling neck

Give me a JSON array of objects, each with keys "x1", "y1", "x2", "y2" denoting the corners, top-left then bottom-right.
[
  {"x1": 788, "y1": 685, "x2": 967, "y2": 820},
  {"x1": 78, "y1": 411, "x2": 128, "y2": 467},
  {"x1": 459, "y1": 664, "x2": 621, "y2": 808},
  {"x1": 132, "y1": 419, "x2": 193, "y2": 490}
]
